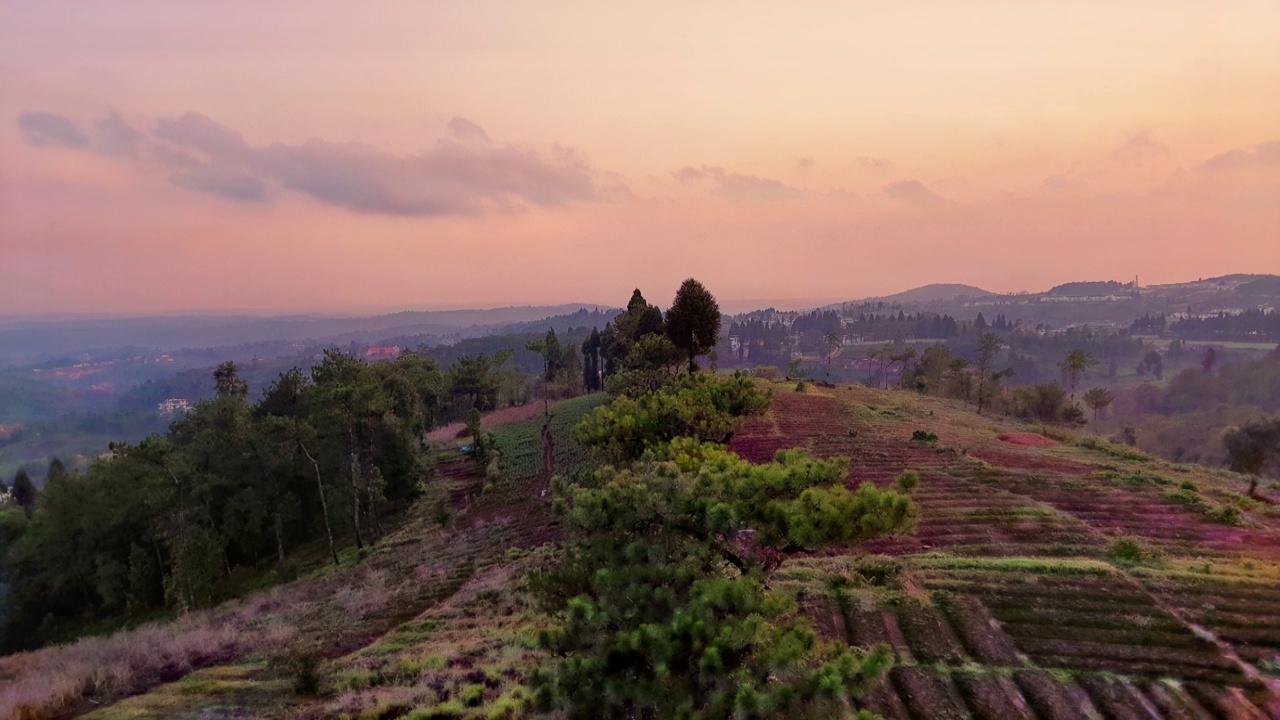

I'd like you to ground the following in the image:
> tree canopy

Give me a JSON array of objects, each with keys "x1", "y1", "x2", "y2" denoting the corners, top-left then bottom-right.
[
  {"x1": 534, "y1": 371, "x2": 916, "y2": 718},
  {"x1": 666, "y1": 278, "x2": 722, "y2": 373}
]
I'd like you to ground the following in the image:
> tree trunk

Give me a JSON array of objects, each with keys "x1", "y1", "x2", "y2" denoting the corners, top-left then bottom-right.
[
  {"x1": 349, "y1": 448, "x2": 364, "y2": 551},
  {"x1": 274, "y1": 510, "x2": 287, "y2": 575},
  {"x1": 164, "y1": 465, "x2": 193, "y2": 612},
  {"x1": 299, "y1": 440, "x2": 339, "y2": 566},
  {"x1": 345, "y1": 426, "x2": 365, "y2": 551}
]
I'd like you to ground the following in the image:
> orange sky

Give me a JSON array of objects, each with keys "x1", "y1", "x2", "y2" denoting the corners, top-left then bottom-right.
[{"x1": 2, "y1": 1, "x2": 1278, "y2": 314}]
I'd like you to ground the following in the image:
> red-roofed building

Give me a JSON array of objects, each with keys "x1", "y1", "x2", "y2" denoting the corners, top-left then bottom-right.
[{"x1": 365, "y1": 346, "x2": 401, "y2": 362}]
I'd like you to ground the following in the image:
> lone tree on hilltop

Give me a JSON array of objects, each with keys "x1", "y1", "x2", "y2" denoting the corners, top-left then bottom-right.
[
  {"x1": 1223, "y1": 416, "x2": 1280, "y2": 499},
  {"x1": 1082, "y1": 387, "x2": 1114, "y2": 422},
  {"x1": 665, "y1": 278, "x2": 721, "y2": 374},
  {"x1": 1059, "y1": 349, "x2": 1098, "y2": 402}
]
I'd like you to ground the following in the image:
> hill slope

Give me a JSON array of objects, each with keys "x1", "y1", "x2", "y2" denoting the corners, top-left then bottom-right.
[
  {"x1": 874, "y1": 283, "x2": 996, "y2": 304},
  {"x1": 7, "y1": 387, "x2": 1279, "y2": 719}
]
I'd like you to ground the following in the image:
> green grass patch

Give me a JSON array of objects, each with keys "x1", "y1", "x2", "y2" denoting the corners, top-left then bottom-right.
[{"x1": 910, "y1": 555, "x2": 1116, "y2": 576}]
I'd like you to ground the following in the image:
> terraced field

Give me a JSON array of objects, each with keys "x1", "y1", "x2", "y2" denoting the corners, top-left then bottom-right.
[
  {"x1": 25, "y1": 384, "x2": 1280, "y2": 719},
  {"x1": 734, "y1": 384, "x2": 1280, "y2": 719}
]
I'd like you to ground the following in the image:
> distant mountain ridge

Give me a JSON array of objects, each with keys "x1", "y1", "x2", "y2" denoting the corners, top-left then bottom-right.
[
  {"x1": 0, "y1": 304, "x2": 616, "y2": 366},
  {"x1": 868, "y1": 283, "x2": 996, "y2": 304},
  {"x1": 818, "y1": 284, "x2": 995, "y2": 310}
]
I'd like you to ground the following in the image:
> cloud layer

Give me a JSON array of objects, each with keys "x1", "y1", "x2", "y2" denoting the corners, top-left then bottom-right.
[
  {"x1": 674, "y1": 164, "x2": 805, "y2": 201},
  {"x1": 1198, "y1": 141, "x2": 1280, "y2": 172},
  {"x1": 18, "y1": 111, "x2": 627, "y2": 216},
  {"x1": 881, "y1": 179, "x2": 945, "y2": 208}
]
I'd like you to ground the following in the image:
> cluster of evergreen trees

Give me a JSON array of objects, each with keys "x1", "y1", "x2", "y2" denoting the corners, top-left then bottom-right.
[
  {"x1": 0, "y1": 351, "x2": 483, "y2": 650},
  {"x1": 580, "y1": 280, "x2": 724, "y2": 395},
  {"x1": 1170, "y1": 309, "x2": 1279, "y2": 343},
  {"x1": 726, "y1": 311, "x2": 967, "y2": 367},
  {"x1": 725, "y1": 318, "x2": 792, "y2": 366}
]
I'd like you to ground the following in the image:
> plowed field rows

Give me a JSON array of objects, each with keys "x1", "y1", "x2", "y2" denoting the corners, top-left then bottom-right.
[{"x1": 732, "y1": 384, "x2": 1280, "y2": 718}]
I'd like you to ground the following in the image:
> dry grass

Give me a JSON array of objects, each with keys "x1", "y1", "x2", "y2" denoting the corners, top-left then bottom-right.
[{"x1": 0, "y1": 611, "x2": 282, "y2": 720}]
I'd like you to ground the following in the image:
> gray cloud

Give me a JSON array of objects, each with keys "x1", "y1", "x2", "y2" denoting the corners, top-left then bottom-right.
[
  {"x1": 18, "y1": 110, "x2": 145, "y2": 158},
  {"x1": 21, "y1": 109, "x2": 626, "y2": 215},
  {"x1": 170, "y1": 113, "x2": 627, "y2": 214},
  {"x1": 92, "y1": 112, "x2": 142, "y2": 158},
  {"x1": 674, "y1": 164, "x2": 805, "y2": 201},
  {"x1": 18, "y1": 112, "x2": 91, "y2": 149},
  {"x1": 1197, "y1": 140, "x2": 1280, "y2": 172},
  {"x1": 882, "y1": 179, "x2": 945, "y2": 208},
  {"x1": 250, "y1": 137, "x2": 620, "y2": 215},
  {"x1": 154, "y1": 112, "x2": 252, "y2": 159},
  {"x1": 1111, "y1": 131, "x2": 1169, "y2": 165},
  {"x1": 794, "y1": 156, "x2": 814, "y2": 172},
  {"x1": 447, "y1": 117, "x2": 490, "y2": 144},
  {"x1": 152, "y1": 145, "x2": 266, "y2": 202},
  {"x1": 855, "y1": 156, "x2": 892, "y2": 170}
]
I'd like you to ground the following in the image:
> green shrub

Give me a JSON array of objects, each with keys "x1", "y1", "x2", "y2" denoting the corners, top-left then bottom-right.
[
  {"x1": 1076, "y1": 436, "x2": 1151, "y2": 461},
  {"x1": 576, "y1": 373, "x2": 771, "y2": 464},
  {"x1": 852, "y1": 556, "x2": 901, "y2": 586},
  {"x1": 1165, "y1": 488, "x2": 1203, "y2": 508},
  {"x1": 910, "y1": 430, "x2": 938, "y2": 444},
  {"x1": 486, "y1": 690, "x2": 530, "y2": 719},
  {"x1": 277, "y1": 650, "x2": 324, "y2": 696},
  {"x1": 1108, "y1": 537, "x2": 1160, "y2": 567},
  {"x1": 1206, "y1": 505, "x2": 1243, "y2": 526},
  {"x1": 896, "y1": 470, "x2": 920, "y2": 492},
  {"x1": 461, "y1": 684, "x2": 486, "y2": 707}
]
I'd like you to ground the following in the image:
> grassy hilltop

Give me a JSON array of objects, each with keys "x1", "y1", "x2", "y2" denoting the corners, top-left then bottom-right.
[{"x1": 4, "y1": 383, "x2": 1278, "y2": 719}]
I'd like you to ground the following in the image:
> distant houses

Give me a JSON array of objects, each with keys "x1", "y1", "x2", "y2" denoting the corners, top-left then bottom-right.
[{"x1": 157, "y1": 398, "x2": 192, "y2": 417}]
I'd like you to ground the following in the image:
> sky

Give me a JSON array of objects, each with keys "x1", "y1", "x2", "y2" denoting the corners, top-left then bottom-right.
[{"x1": 2, "y1": 1, "x2": 1278, "y2": 315}]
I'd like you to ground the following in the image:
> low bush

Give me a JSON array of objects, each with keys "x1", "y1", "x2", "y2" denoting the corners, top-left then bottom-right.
[
  {"x1": 910, "y1": 430, "x2": 938, "y2": 444},
  {"x1": 1206, "y1": 505, "x2": 1243, "y2": 526},
  {"x1": 277, "y1": 650, "x2": 324, "y2": 696},
  {"x1": 1108, "y1": 537, "x2": 1161, "y2": 567},
  {"x1": 461, "y1": 684, "x2": 486, "y2": 707},
  {"x1": 1076, "y1": 436, "x2": 1152, "y2": 462}
]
